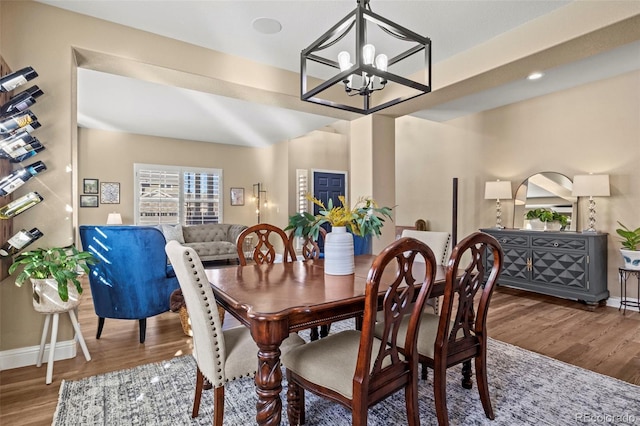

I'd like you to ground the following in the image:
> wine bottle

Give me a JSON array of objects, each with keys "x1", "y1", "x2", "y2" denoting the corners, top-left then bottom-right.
[
  {"x1": 0, "y1": 131, "x2": 45, "y2": 162},
  {"x1": 0, "y1": 227, "x2": 43, "y2": 257},
  {"x1": 0, "y1": 110, "x2": 37, "y2": 134},
  {"x1": 0, "y1": 191, "x2": 44, "y2": 219},
  {"x1": 0, "y1": 130, "x2": 31, "y2": 152},
  {"x1": 0, "y1": 121, "x2": 40, "y2": 142},
  {"x1": 16, "y1": 119, "x2": 40, "y2": 135},
  {"x1": 7, "y1": 138, "x2": 46, "y2": 163},
  {"x1": 0, "y1": 67, "x2": 38, "y2": 93},
  {"x1": 0, "y1": 86, "x2": 44, "y2": 116},
  {"x1": 0, "y1": 161, "x2": 47, "y2": 197}
]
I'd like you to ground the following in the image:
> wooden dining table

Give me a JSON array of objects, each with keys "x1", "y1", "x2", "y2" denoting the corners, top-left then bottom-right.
[{"x1": 205, "y1": 255, "x2": 447, "y2": 426}]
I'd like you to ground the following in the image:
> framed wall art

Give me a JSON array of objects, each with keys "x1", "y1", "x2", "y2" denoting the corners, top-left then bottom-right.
[
  {"x1": 80, "y1": 195, "x2": 99, "y2": 208},
  {"x1": 100, "y1": 182, "x2": 120, "y2": 204},
  {"x1": 230, "y1": 187, "x2": 244, "y2": 206},
  {"x1": 83, "y1": 178, "x2": 99, "y2": 194}
]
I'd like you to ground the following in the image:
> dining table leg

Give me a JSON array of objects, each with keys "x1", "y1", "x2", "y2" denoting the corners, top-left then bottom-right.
[{"x1": 251, "y1": 319, "x2": 289, "y2": 426}]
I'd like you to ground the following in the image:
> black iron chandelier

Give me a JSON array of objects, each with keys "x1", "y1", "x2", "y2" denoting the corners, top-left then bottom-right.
[{"x1": 301, "y1": 0, "x2": 431, "y2": 115}]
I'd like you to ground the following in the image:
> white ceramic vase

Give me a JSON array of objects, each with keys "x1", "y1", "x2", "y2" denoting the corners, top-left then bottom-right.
[
  {"x1": 620, "y1": 249, "x2": 640, "y2": 271},
  {"x1": 324, "y1": 226, "x2": 355, "y2": 275},
  {"x1": 31, "y1": 278, "x2": 82, "y2": 313}
]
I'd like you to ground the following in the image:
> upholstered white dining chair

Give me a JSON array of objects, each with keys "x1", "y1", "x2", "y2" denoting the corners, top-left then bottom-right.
[
  {"x1": 401, "y1": 229, "x2": 451, "y2": 313},
  {"x1": 165, "y1": 240, "x2": 305, "y2": 425},
  {"x1": 401, "y1": 230, "x2": 450, "y2": 266}
]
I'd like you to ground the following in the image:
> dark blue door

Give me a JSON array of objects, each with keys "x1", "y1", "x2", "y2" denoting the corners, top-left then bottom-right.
[{"x1": 313, "y1": 171, "x2": 346, "y2": 251}]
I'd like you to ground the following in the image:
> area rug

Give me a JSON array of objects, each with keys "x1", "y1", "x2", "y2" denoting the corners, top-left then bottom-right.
[{"x1": 53, "y1": 322, "x2": 640, "y2": 425}]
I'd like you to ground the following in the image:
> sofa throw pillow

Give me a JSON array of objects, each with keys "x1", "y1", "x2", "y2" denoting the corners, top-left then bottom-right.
[{"x1": 161, "y1": 224, "x2": 185, "y2": 244}]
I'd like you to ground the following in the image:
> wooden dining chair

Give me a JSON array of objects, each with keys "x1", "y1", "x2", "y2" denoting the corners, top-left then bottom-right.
[
  {"x1": 237, "y1": 223, "x2": 297, "y2": 265},
  {"x1": 288, "y1": 226, "x2": 327, "y2": 262},
  {"x1": 282, "y1": 237, "x2": 437, "y2": 426},
  {"x1": 378, "y1": 231, "x2": 503, "y2": 426},
  {"x1": 165, "y1": 241, "x2": 305, "y2": 425},
  {"x1": 288, "y1": 227, "x2": 330, "y2": 341}
]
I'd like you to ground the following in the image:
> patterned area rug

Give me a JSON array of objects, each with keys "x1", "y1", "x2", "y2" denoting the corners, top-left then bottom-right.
[{"x1": 54, "y1": 321, "x2": 640, "y2": 425}]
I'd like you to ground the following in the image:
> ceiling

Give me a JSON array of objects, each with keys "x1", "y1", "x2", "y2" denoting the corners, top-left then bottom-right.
[{"x1": 40, "y1": 1, "x2": 640, "y2": 147}]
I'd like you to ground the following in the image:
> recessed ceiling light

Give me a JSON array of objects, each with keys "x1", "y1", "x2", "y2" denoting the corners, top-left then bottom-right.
[
  {"x1": 527, "y1": 72, "x2": 544, "y2": 81},
  {"x1": 252, "y1": 17, "x2": 282, "y2": 35}
]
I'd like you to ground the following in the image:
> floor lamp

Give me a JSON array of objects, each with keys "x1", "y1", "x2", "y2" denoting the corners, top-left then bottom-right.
[{"x1": 253, "y1": 183, "x2": 267, "y2": 223}]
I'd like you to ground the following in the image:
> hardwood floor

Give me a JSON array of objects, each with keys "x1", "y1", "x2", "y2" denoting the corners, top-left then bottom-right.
[{"x1": 1, "y1": 284, "x2": 639, "y2": 425}]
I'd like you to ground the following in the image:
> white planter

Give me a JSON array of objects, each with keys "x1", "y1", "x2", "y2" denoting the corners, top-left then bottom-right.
[
  {"x1": 31, "y1": 278, "x2": 82, "y2": 313},
  {"x1": 527, "y1": 218, "x2": 545, "y2": 231},
  {"x1": 544, "y1": 221, "x2": 562, "y2": 231},
  {"x1": 620, "y1": 249, "x2": 640, "y2": 270},
  {"x1": 324, "y1": 226, "x2": 355, "y2": 275},
  {"x1": 526, "y1": 219, "x2": 562, "y2": 231}
]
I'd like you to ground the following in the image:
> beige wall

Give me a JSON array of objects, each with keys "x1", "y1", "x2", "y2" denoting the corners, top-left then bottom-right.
[
  {"x1": 396, "y1": 70, "x2": 640, "y2": 298},
  {"x1": 350, "y1": 116, "x2": 397, "y2": 253},
  {"x1": 78, "y1": 128, "x2": 274, "y2": 227}
]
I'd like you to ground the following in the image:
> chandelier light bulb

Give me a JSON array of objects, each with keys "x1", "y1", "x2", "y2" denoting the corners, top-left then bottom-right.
[
  {"x1": 375, "y1": 54, "x2": 388, "y2": 72},
  {"x1": 337, "y1": 51, "x2": 351, "y2": 71},
  {"x1": 362, "y1": 44, "x2": 375, "y2": 65}
]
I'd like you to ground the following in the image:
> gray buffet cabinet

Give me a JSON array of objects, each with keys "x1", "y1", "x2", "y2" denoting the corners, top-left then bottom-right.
[{"x1": 481, "y1": 228, "x2": 609, "y2": 305}]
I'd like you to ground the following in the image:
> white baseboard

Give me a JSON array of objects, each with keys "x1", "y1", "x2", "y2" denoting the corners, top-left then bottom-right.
[
  {"x1": 606, "y1": 296, "x2": 640, "y2": 311},
  {"x1": 0, "y1": 340, "x2": 77, "y2": 371},
  {"x1": 606, "y1": 297, "x2": 621, "y2": 308}
]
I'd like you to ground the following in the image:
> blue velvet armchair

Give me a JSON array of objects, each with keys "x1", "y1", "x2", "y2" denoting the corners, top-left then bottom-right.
[{"x1": 79, "y1": 225, "x2": 179, "y2": 343}]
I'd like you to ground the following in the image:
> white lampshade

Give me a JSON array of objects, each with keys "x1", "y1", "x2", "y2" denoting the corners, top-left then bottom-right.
[
  {"x1": 484, "y1": 181, "x2": 512, "y2": 200},
  {"x1": 106, "y1": 212, "x2": 122, "y2": 225},
  {"x1": 572, "y1": 174, "x2": 610, "y2": 197}
]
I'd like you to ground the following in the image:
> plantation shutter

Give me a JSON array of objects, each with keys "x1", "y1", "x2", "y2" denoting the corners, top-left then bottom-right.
[
  {"x1": 135, "y1": 164, "x2": 222, "y2": 225},
  {"x1": 184, "y1": 171, "x2": 221, "y2": 225}
]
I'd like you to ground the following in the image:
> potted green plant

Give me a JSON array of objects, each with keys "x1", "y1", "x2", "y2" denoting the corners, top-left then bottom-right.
[
  {"x1": 286, "y1": 195, "x2": 393, "y2": 275},
  {"x1": 9, "y1": 246, "x2": 98, "y2": 312},
  {"x1": 616, "y1": 222, "x2": 640, "y2": 270},
  {"x1": 525, "y1": 208, "x2": 568, "y2": 231}
]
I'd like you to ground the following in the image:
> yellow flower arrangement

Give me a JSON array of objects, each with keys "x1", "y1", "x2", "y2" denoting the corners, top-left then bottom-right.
[{"x1": 286, "y1": 194, "x2": 393, "y2": 241}]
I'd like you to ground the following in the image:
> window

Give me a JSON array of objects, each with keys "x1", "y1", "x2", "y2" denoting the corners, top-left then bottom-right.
[{"x1": 134, "y1": 163, "x2": 222, "y2": 225}]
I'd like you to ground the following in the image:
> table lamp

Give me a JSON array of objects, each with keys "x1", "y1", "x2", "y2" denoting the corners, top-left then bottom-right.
[
  {"x1": 485, "y1": 180, "x2": 512, "y2": 229},
  {"x1": 106, "y1": 212, "x2": 123, "y2": 225},
  {"x1": 572, "y1": 174, "x2": 610, "y2": 233}
]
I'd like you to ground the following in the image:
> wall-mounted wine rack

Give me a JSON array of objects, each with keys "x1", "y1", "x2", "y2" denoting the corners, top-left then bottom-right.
[
  {"x1": 0, "y1": 56, "x2": 14, "y2": 279},
  {"x1": 0, "y1": 57, "x2": 46, "y2": 279}
]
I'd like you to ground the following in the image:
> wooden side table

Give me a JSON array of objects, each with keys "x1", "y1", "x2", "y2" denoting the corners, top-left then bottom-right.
[{"x1": 618, "y1": 268, "x2": 640, "y2": 314}]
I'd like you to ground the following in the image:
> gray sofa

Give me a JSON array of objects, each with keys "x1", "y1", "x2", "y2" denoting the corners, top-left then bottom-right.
[{"x1": 161, "y1": 223, "x2": 247, "y2": 262}]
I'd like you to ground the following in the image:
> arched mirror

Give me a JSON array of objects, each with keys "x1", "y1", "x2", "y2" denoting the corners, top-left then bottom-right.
[{"x1": 513, "y1": 172, "x2": 577, "y2": 231}]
